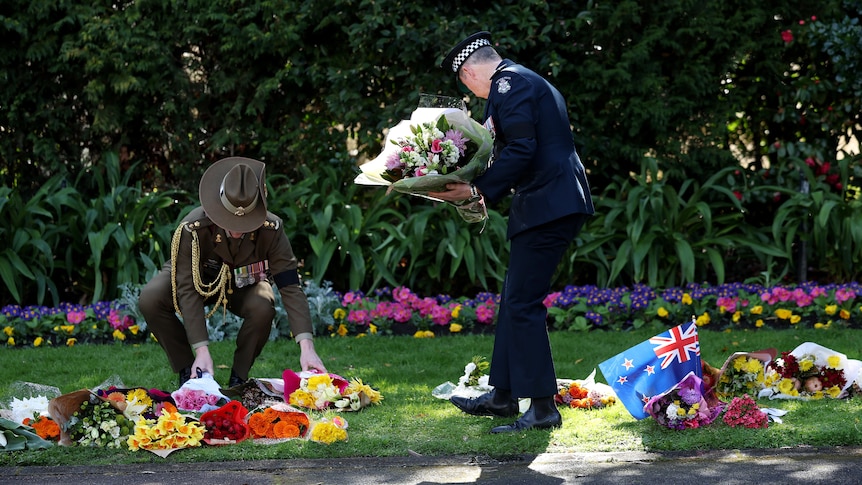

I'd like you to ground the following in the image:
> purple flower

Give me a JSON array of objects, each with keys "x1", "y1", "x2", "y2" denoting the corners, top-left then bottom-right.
[{"x1": 444, "y1": 129, "x2": 467, "y2": 155}]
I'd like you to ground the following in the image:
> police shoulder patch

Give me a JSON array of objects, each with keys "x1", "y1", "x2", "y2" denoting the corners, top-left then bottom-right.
[{"x1": 496, "y1": 77, "x2": 512, "y2": 94}]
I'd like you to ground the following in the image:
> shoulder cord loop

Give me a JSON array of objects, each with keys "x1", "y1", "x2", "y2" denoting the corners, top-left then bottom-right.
[{"x1": 170, "y1": 224, "x2": 231, "y2": 318}]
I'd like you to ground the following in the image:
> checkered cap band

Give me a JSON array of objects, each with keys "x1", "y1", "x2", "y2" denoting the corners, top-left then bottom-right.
[{"x1": 451, "y1": 38, "x2": 492, "y2": 72}]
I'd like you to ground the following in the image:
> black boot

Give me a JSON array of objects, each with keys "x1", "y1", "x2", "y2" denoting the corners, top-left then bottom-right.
[
  {"x1": 450, "y1": 388, "x2": 518, "y2": 418},
  {"x1": 178, "y1": 366, "x2": 192, "y2": 388},
  {"x1": 490, "y1": 396, "x2": 561, "y2": 433}
]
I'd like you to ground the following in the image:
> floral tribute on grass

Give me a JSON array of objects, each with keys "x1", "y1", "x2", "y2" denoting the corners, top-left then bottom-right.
[
  {"x1": 247, "y1": 403, "x2": 310, "y2": 440},
  {"x1": 722, "y1": 394, "x2": 769, "y2": 429},
  {"x1": 714, "y1": 350, "x2": 776, "y2": 400},
  {"x1": 554, "y1": 369, "x2": 618, "y2": 410},
  {"x1": 645, "y1": 372, "x2": 725, "y2": 430},
  {"x1": 759, "y1": 342, "x2": 862, "y2": 400},
  {"x1": 283, "y1": 370, "x2": 383, "y2": 412}
]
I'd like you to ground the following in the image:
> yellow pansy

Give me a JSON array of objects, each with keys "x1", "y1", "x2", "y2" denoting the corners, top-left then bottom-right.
[
  {"x1": 451, "y1": 305, "x2": 462, "y2": 318},
  {"x1": 33, "y1": 337, "x2": 44, "y2": 347},
  {"x1": 450, "y1": 323, "x2": 463, "y2": 333},
  {"x1": 3, "y1": 326, "x2": 13, "y2": 337},
  {"x1": 695, "y1": 312, "x2": 710, "y2": 326},
  {"x1": 732, "y1": 311, "x2": 741, "y2": 323},
  {"x1": 755, "y1": 319, "x2": 764, "y2": 327},
  {"x1": 681, "y1": 293, "x2": 693, "y2": 305},
  {"x1": 113, "y1": 329, "x2": 126, "y2": 341},
  {"x1": 774, "y1": 309, "x2": 792, "y2": 320},
  {"x1": 337, "y1": 324, "x2": 348, "y2": 336},
  {"x1": 657, "y1": 307, "x2": 669, "y2": 318},
  {"x1": 790, "y1": 315, "x2": 801, "y2": 324},
  {"x1": 66, "y1": 338, "x2": 77, "y2": 347},
  {"x1": 333, "y1": 308, "x2": 346, "y2": 320},
  {"x1": 369, "y1": 323, "x2": 378, "y2": 334},
  {"x1": 824, "y1": 304, "x2": 838, "y2": 315},
  {"x1": 7, "y1": 337, "x2": 15, "y2": 346},
  {"x1": 839, "y1": 309, "x2": 851, "y2": 320},
  {"x1": 750, "y1": 305, "x2": 763, "y2": 315},
  {"x1": 129, "y1": 325, "x2": 139, "y2": 335}
]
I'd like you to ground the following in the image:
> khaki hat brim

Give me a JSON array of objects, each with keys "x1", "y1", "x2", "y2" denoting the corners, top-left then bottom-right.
[{"x1": 199, "y1": 157, "x2": 267, "y2": 233}]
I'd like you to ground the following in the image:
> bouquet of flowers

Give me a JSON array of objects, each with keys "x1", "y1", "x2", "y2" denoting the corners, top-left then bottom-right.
[
  {"x1": 722, "y1": 394, "x2": 769, "y2": 429},
  {"x1": 554, "y1": 369, "x2": 617, "y2": 409},
  {"x1": 432, "y1": 357, "x2": 495, "y2": 401},
  {"x1": 309, "y1": 416, "x2": 348, "y2": 444},
  {"x1": 171, "y1": 373, "x2": 229, "y2": 412},
  {"x1": 126, "y1": 402, "x2": 206, "y2": 454},
  {"x1": 645, "y1": 372, "x2": 725, "y2": 430},
  {"x1": 759, "y1": 342, "x2": 861, "y2": 400},
  {"x1": 65, "y1": 398, "x2": 133, "y2": 448},
  {"x1": 247, "y1": 403, "x2": 310, "y2": 440},
  {"x1": 715, "y1": 350, "x2": 775, "y2": 400},
  {"x1": 201, "y1": 400, "x2": 251, "y2": 445},
  {"x1": 283, "y1": 370, "x2": 383, "y2": 412},
  {"x1": 355, "y1": 102, "x2": 493, "y2": 223},
  {"x1": 96, "y1": 387, "x2": 174, "y2": 421}
]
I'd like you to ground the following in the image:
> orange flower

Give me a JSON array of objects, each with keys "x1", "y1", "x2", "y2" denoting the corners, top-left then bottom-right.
[
  {"x1": 24, "y1": 416, "x2": 61, "y2": 440},
  {"x1": 273, "y1": 421, "x2": 300, "y2": 438},
  {"x1": 571, "y1": 398, "x2": 594, "y2": 409},
  {"x1": 567, "y1": 383, "x2": 589, "y2": 399}
]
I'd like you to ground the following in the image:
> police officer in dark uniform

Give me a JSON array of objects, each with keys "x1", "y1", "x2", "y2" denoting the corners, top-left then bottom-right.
[
  {"x1": 139, "y1": 157, "x2": 327, "y2": 388},
  {"x1": 429, "y1": 32, "x2": 594, "y2": 433}
]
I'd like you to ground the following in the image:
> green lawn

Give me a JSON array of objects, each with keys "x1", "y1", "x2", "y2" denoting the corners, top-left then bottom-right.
[{"x1": 1, "y1": 325, "x2": 861, "y2": 466}]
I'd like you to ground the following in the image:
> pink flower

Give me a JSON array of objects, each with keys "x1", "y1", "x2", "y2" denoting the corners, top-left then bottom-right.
[
  {"x1": 476, "y1": 303, "x2": 497, "y2": 325},
  {"x1": 543, "y1": 292, "x2": 561, "y2": 308},
  {"x1": 430, "y1": 305, "x2": 452, "y2": 326},
  {"x1": 108, "y1": 309, "x2": 133, "y2": 331},
  {"x1": 430, "y1": 138, "x2": 443, "y2": 153},
  {"x1": 836, "y1": 288, "x2": 857, "y2": 304},
  {"x1": 347, "y1": 309, "x2": 371, "y2": 326},
  {"x1": 66, "y1": 310, "x2": 86, "y2": 325},
  {"x1": 781, "y1": 30, "x2": 793, "y2": 43}
]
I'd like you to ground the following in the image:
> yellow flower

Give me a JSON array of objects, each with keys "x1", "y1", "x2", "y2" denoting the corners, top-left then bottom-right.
[
  {"x1": 450, "y1": 323, "x2": 463, "y2": 333},
  {"x1": 355, "y1": 333, "x2": 366, "y2": 338},
  {"x1": 732, "y1": 356, "x2": 747, "y2": 371},
  {"x1": 113, "y1": 329, "x2": 126, "y2": 341},
  {"x1": 34, "y1": 337, "x2": 43, "y2": 347},
  {"x1": 66, "y1": 338, "x2": 77, "y2": 347},
  {"x1": 127, "y1": 389, "x2": 154, "y2": 408},
  {"x1": 750, "y1": 305, "x2": 763, "y2": 315},
  {"x1": 681, "y1": 293, "x2": 693, "y2": 305},
  {"x1": 413, "y1": 330, "x2": 435, "y2": 338},
  {"x1": 310, "y1": 421, "x2": 348, "y2": 444},
  {"x1": 755, "y1": 319, "x2": 764, "y2": 328},
  {"x1": 60, "y1": 325, "x2": 75, "y2": 333},
  {"x1": 827, "y1": 386, "x2": 842, "y2": 398},
  {"x1": 799, "y1": 359, "x2": 814, "y2": 372},
  {"x1": 790, "y1": 314, "x2": 801, "y2": 324},
  {"x1": 369, "y1": 323, "x2": 377, "y2": 334},
  {"x1": 745, "y1": 359, "x2": 763, "y2": 374},
  {"x1": 695, "y1": 312, "x2": 710, "y2": 326},
  {"x1": 732, "y1": 311, "x2": 741, "y2": 323},
  {"x1": 824, "y1": 304, "x2": 838, "y2": 315},
  {"x1": 814, "y1": 322, "x2": 829, "y2": 329},
  {"x1": 777, "y1": 378, "x2": 795, "y2": 394},
  {"x1": 839, "y1": 309, "x2": 850, "y2": 320},
  {"x1": 657, "y1": 307, "x2": 669, "y2": 318},
  {"x1": 7, "y1": 337, "x2": 14, "y2": 346},
  {"x1": 337, "y1": 324, "x2": 348, "y2": 337},
  {"x1": 129, "y1": 325, "x2": 139, "y2": 335},
  {"x1": 333, "y1": 308, "x2": 346, "y2": 320},
  {"x1": 3, "y1": 326, "x2": 13, "y2": 337},
  {"x1": 451, "y1": 305, "x2": 462, "y2": 318},
  {"x1": 826, "y1": 355, "x2": 841, "y2": 369},
  {"x1": 774, "y1": 308, "x2": 792, "y2": 320}
]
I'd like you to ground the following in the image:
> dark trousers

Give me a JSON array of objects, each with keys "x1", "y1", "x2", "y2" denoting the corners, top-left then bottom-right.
[
  {"x1": 489, "y1": 213, "x2": 588, "y2": 398},
  {"x1": 138, "y1": 269, "x2": 276, "y2": 380}
]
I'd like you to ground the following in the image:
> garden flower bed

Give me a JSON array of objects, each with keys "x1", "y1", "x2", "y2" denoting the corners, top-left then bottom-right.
[{"x1": 3, "y1": 282, "x2": 861, "y2": 347}]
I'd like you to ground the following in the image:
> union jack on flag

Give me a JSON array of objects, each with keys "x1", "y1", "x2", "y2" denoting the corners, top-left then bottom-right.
[{"x1": 598, "y1": 319, "x2": 703, "y2": 419}]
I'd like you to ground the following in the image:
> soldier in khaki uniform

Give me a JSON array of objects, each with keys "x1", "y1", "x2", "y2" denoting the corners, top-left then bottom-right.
[{"x1": 139, "y1": 156, "x2": 327, "y2": 388}]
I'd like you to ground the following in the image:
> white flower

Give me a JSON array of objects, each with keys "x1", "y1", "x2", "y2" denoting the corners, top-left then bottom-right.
[{"x1": 8, "y1": 396, "x2": 50, "y2": 424}]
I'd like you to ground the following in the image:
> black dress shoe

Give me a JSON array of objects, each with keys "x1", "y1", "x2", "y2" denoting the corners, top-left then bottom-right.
[
  {"x1": 178, "y1": 366, "x2": 192, "y2": 388},
  {"x1": 450, "y1": 391, "x2": 519, "y2": 418},
  {"x1": 227, "y1": 369, "x2": 246, "y2": 388},
  {"x1": 490, "y1": 398, "x2": 562, "y2": 434}
]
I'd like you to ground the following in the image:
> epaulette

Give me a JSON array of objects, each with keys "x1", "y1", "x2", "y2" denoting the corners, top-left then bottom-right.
[{"x1": 181, "y1": 218, "x2": 215, "y2": 233}]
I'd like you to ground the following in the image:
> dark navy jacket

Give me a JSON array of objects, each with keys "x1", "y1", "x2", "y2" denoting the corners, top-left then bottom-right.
[{"x1": 473, "y1": 59, "x2": 594, "y2": 239}]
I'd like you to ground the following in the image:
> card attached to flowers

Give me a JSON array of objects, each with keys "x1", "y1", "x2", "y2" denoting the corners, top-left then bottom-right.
[
  {"x1": 355, "y1": 102, "x2": 493, "y2": 223},
  {"x1": 758, "y1": 342, "x2": 862, "y2": 400}
]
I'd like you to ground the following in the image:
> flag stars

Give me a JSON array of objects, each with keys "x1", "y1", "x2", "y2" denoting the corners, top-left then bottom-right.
[
  {"x1": 616, "y1": 376, "x2": 628, "y2": 385},
  {"x1": 644, "y1": 365, "x2": 655, "y2": 375},
  {"x1": 622, "y1": 358, "x2": 634, "y2": 370}
]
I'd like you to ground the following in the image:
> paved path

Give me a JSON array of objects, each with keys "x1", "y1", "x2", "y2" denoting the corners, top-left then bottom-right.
[{"x1": 4, "y1": 447, "x2": 862, "y2": 484}]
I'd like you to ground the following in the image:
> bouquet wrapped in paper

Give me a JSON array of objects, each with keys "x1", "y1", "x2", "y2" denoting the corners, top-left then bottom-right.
[
  {"x1": 759, "y1": 342, "x2": 862, "y2": 400},
  {"x1": 645, "y1": 372, "x2": 725, "y2": 430},
  {"x1": 355, "y1": 100, "x2": 493, "y2": 223},
  {"x1": 714, "y1": 349, "x2": 776, "y2": 400}
]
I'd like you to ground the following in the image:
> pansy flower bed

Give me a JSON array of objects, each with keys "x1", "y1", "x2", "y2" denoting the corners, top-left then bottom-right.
[{"x1": 2, "y1": 282, "x2": 861, "y2": 345}]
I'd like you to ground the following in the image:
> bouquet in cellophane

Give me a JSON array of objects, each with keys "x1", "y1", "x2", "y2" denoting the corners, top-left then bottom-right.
[{"x1": 355, "y1": 95, "x2": 493, "y2": 223}]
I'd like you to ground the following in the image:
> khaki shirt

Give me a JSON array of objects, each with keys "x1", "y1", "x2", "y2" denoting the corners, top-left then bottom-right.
[{"x1": 170, "y1": 206, "x2": 313, "y2": 346}]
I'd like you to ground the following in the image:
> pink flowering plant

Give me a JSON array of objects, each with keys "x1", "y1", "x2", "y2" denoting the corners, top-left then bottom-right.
[{"x1": 722, "y1": 394, "x2": 769, "y2": 429}]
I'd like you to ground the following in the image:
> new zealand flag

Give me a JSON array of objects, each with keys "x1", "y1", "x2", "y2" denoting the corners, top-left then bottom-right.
[{"x1": 598, "y1": 320, "x2": 702, "y2": 419}]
